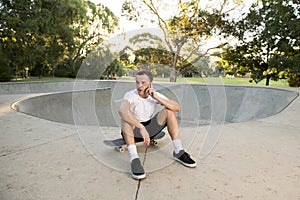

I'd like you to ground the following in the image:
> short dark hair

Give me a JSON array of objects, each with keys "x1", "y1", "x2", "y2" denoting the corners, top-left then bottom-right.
[{"x1": 136, "y1": 70, "x2": 153, "y2": 82}]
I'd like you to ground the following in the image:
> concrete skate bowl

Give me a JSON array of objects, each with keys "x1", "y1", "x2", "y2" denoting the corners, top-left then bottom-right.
[
  {"x1": 9, "y1": 81, "x2": 299, "y2": 127},
  {"x1": 8, "y1": 81, "x2": 299, "y2": 171}
]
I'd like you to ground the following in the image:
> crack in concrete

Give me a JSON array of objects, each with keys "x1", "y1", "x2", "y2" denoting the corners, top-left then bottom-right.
[
  {"x1": 134, "y1": 146, "x2": 148, "y2": 200},
  {"x1": 0, "y1": 133, "x2": 76, "y2": 158},
  {"x1": 135, "y1": 180, "x2": 141, "y2": 200}
]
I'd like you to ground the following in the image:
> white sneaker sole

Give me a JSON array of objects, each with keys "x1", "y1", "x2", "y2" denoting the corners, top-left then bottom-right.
[
  {"x1": 132, "y1": 173, "x2": 146, "y2": 180},
  {"x1": 173, "y1": 157, "x2": 197, "y2": 168}
]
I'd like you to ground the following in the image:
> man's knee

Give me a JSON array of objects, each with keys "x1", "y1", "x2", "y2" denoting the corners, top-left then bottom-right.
[{"x1": 165, "y1": 108, "x2": 177, "y2": 118}]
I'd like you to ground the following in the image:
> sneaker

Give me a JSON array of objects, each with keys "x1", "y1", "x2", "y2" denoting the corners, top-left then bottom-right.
[
  {"x1": 173, "y1": 150, "x2": 197, "y2": 168},
  {"x1": 131, "y1": 158, "x2": 146, "y2": 180}
]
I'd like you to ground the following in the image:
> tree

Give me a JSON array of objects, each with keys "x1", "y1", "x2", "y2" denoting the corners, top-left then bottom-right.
[
  {"x1": 221, "y1": 0, "x2": 300, "y2": 86},
  {"x1": 1, "y1": 0, "x2": 39, "y2": 78},
  {"x1": 122, "y1": 0, "x2": 239, "y2": 81},
  {"x1": 0, "y1": 43, "x2": 12, "y2": 81},
  {"x1": 66, "y1": 1, "x2": 118, "y2": 76},
  {"x1": 117, "y1": 32, "x2": 203, "y2": 76},
  {"x1": 0, "y1": 0, "x2": 118, "y2": 80},
  {"x1": 220, "y1": 45, "x2": 251, "y2": 77},
  {"x1": 194, "y1": 56, "x2": 212, "y2": 77}
]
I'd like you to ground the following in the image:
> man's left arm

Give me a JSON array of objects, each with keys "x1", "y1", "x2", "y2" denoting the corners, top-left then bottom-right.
[
  {"x1": 155, "y1": 95, "x2": 180, "y2": 112},
  {"x1": 147, "y1": 85, "x2": 180, "y2": 112}
]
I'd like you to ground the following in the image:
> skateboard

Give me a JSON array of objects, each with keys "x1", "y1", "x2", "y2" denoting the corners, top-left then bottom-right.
[{"x1": 103, "y1": 131, "x2": 165, "y2": 153}]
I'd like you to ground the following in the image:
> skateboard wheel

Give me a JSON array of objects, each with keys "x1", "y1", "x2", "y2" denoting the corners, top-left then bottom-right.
[
  {"x1": 114, "y1": 146, "x2": 125, "y2": 153},
  {"x1": 151, "y1": 140, "x2": 158, "y2": 146},
  {"x1": 119, "y1": 147, "x2": 125, "y2": 153}
]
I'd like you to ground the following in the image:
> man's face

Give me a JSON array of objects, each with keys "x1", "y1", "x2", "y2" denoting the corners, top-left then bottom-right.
[{"x1": 136, "y1": 74, "x2": 151, "y2": 96}]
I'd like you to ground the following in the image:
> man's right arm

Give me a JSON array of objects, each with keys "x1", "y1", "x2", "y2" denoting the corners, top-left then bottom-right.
[
  {"x1": 118, "y1": 100, "x2": 150, "y2": 146},
  {"x1": 118, "y1": 100, "x2": 143, "y2": 129}
]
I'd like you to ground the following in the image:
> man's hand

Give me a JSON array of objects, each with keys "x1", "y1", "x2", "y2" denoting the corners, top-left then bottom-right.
[
  {"x1": 139, "y1": 126, "x2": 150, "y2": 146},
  {"x1": 146, "y1": 83, "x2": 158, "y2": 100}
]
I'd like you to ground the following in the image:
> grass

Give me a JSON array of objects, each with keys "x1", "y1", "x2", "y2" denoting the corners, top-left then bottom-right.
[
  {"x1": 177, "y1": 77, "x2": 290, "y2": 87},
  {"x1": 13, "y1": 76, "x2": 75, "y2": 82},
  {"x1": 15, "y1": 76, "x2": 290, "y2": 87},
  {"x1": 154, "y1": 77, "x2": 289, "y2": 87}
]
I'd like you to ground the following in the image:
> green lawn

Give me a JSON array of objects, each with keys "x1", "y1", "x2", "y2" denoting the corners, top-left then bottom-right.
[
  {"x1": 14, "y1": 77, "x2": 75, "y2": 82},
  {"x1": 177, "y1": 77, "x2": 290, "y2": 87},
  {"x1": 16, "y1": 76, "x2": 290, "y2": 87},
  {"x1": 152, "y1": 77, "x2": 290, "y2": 87}
]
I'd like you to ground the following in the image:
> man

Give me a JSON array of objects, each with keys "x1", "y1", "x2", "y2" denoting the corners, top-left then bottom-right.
[{"x1": 118, "y1": 70, "x2": 196, "y2": 180}]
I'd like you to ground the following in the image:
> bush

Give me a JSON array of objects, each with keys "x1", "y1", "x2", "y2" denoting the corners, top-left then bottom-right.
[
  {"x1": 0, "y1": 47, "x2": 13, "y2": 81},
  {"x1": 0, "y1": 64, "x2": 13, "y2": 82},
  {"x1": 54, "y1": 67, "x2": 70, "y2": 77},
  {"x1": 0, "y1": 52, "x2": 13, "y2": 82},
  {"x1": 288, "y1": 75, "x2": 300, "y2": 87}
]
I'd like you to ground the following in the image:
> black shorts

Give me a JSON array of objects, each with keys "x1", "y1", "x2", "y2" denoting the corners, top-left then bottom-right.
[{"x1": 121, "y1": 113, "x2": 167, "y2": 143}]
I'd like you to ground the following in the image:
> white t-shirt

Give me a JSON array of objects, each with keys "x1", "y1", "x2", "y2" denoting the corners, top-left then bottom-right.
[{"x1": 123, "y1": 89, "x2": 168, "y2": 122}]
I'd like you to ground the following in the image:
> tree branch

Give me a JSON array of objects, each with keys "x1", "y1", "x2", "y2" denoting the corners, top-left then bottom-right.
[{"x1": 179, "y1": 42, "x2": 227, "y2": 71}]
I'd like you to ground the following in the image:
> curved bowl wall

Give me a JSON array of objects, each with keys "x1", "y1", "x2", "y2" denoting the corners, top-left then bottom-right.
[{"x1": 8, "y1": 81, "x2": 299, "y2": 126}]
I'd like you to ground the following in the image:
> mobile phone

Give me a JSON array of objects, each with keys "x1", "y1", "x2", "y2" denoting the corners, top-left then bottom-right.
[
  {"x1": 148, "y1": 83, "x2": 153, "y2": 95},
  {"x1": 144, "y1": 83, "x2": 151, "y2": 95}
]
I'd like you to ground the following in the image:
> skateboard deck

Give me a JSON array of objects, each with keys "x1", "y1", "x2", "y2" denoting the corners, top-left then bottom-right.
[{"x1": 103, "y1": 131, "x2": 165, "y2": 153}]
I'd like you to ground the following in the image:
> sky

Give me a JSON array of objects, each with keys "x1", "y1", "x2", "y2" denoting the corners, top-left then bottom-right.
[
  {"x1": 91, "y1": 0, "x2": 149, "y2": 32},
  {"x1": 90, "y1": 0, "x2": 255, "y2": 54},
  {"x1": 91, "y1": 0, "x2": 255, "y2": 32},
  {"x1": 92, "y1": 0, "x2": 124, "y2": 15}
]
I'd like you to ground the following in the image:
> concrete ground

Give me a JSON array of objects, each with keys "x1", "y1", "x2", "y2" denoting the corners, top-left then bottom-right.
[{"x1": 0, "y1": 82, "x2": 299, "y2": 200}]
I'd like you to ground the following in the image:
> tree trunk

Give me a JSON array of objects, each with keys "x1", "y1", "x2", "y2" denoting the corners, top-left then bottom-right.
[
  {"x1": 170, "y1": 68, "x2": 176, "y2": 82},
  {"x1": 265, "y1": 75, "x2": 270, "y2": 86},
  {"x1": 170, "y1": 52, "x2": 178, "y2": 82}
]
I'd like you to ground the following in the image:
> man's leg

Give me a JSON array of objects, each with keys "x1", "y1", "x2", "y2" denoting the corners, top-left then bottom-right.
[
  {"x1": 157, "y1": 108, "x2": 183, "y2": 153},
  {"x1": 121, "y1": 120, "x2": 139, "y2": 161},
  {"x1": 157, "y1": 107, "x2": 180, "y2": 140},
  {"x1": 121, "y1": 120, "x2": 135, "y2": 146},
  {"x1": 121, "y1": 120, "x2": 146, "y2": 179},
  {"x1": 157, "y1": 108, "x2": 196, "y2": 168}
]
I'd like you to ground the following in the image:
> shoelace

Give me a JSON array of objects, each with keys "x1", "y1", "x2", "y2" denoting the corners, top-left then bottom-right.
[{"x1": 181, "y1": 152, "x2": 190, "y2": 159}]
